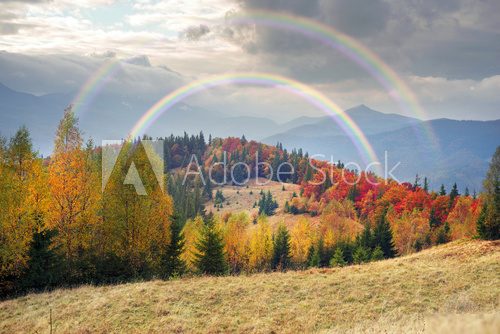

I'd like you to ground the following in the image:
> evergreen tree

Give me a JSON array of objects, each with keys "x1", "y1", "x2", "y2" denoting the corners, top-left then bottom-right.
[
  {"x1": 439, "y1": 184, "x2": 447, "y2": 196},
  {"x1": 160, "y1": 215, "x2": 186, "y2": 279},
  {"x1": 436, "y1": 222, "x2": 451, "y2": 244},
  {"x1": 423, "y1": 177, "x2": 429, "y2": 193},
  {"x1": 258, "y1": 191, "x2": 278, "y2": 216},
  {"x1": 352, "y1": 245, "x2": 370, "y2": 264},
  {"x1": 413, "y1": 174, "x2": 421, "y2": 190},
  {"x1": 194, "y1": 214, "x2": 227, "y2": 275},
  {"x1": 429, "y1": 207, "x2": 441, "y2": 229},
  {"x1": 372, "y1": 209, "x2": 397, "y2": 258},
  {"x1": 272, "y1": 224, "x2": 291, "y2": 271},
  {"x1": 329, "y1": 248, "x2": 346, "y2": 267},
  {"x1": 21, "y1": 229, "x2": 63, "y2": 290},
  {"x1": 464, "y1": 187, "x2": 470, "y2": 197},
  {"x1": 449, "y1": 183, "x2": 459, "y2": 208},
  {"x1": 371, "y1": 246, "x2": 384, "y2": 261},
  {"x1": 477, "y1": 147, "x2": 500, "y2": 240}
]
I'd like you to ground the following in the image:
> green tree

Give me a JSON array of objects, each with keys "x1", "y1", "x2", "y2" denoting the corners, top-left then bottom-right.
[
  {"x1": 272, "y1": 224, "x2": 291, "y2": 270},
  {"x1": 449, "y1": 183, "x2": 459, "y2": 208},
  {"x1": 372, "y1": 209, "x2": 396, "y2": 258},
  {"x1": 439, "y1": 184, "x2": 447, "y2": 196},
  {"x1": 160, "y1": 215, "x2": 186, "y2": 279},
  {"x1": 330, "y1": 248, "x2": 347, "y2": 267},
  {"x1": 21, "y1": 229, "x2": 63, "y2": 290},
  {"x1": 194, "y1": 215, "x2": 227, "y2": 275},
  {"x1": 352, "y1": 245, "x2": 370, "y2": 264},
  {"x1": 477, "y1": 147, "x2": 500, "y2": 240},
  {"x1": 371, "y1": 246, "x2": 384, "y2": 261},
  {"x1": 258, "y1": 191, "x2": 278, "y2": 216}
]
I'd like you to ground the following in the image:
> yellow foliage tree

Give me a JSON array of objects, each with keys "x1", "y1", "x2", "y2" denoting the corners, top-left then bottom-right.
[
  {"x1": 223, "y1": 212, "x2": 250, "y2": 273},
  {"x1": 47, "y1": 107, "x2": 99, "y2": 266},
  {"x1": 247, "y1": 216, "x2": 273, "y2": 272},
  {"x1": 447, "y1": 196, "x2": 480, "y2": 240},
  {"x1": 181, "y1": 215, "x2": 204, "y2": 270},
  {"x1": 290, "y1": 217, "x2": 315, "y2": 266}
]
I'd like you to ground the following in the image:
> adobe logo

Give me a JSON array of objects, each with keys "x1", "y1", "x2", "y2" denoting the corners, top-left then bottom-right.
[{"x1": 101, "y1": 140, "x2": 164, "y2": 195}]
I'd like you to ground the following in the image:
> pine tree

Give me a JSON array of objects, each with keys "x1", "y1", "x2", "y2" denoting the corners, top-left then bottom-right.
[
  {"x1": 272, "y1": 224, "x2": 291, "y2": 271},
  {"x1": 352, "y1": 245, "x2": 370, "y2": 264},
  {"x1": 371, "y1": 246, "x2": 384, "y2": 261},
  {"x1": 21, "y1": 229, "x2": 63, "y2": 290},
  {"x1": 429, "y1": 207, "x2": 441, "y2": 229},
  {"x1": 477, "y1": 147, "x2": 500, "y2": 240},
  {"x1": 423, "y1": 177, "x2": 429, "y2": 193},
  {"x1": 160, "y1": 215, "x2": 186, "y2": 279},
  {"x1": 194, "y1": 215, "x2": 227, "y2": 275},
  {"x1": 439, "y1": 184, "x2": 447, "y2": 196},
  {"x1": 330, "y1": 248, "x2": 346, "y2": 267},
  {"x1": 449, "y1": 183, "x2": 459, "y2": 208},
  {"x1": 372, "y1": 209, "x2": 396, "y2": 258},
  {"x1": 413, "y1": 174, "x2": 421, "y2": 190}
]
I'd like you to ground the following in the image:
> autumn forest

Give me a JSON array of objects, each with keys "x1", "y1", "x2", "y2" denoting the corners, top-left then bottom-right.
[{"x1": 0, "y1": 107, "x2": 498, "y2": 299}]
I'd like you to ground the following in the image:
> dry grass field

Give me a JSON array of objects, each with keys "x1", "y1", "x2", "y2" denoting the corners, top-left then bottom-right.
[
  {"x1": 205, "y1": 179, "x2": 323, "y2": 228},
  {"x1": 1, "y1": 239, "x2": 498, "y2": 333}
]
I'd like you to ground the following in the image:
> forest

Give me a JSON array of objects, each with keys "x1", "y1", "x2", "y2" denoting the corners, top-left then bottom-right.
[{"x1": 0, "y1": 107, "x2": 499, "y2": 298}]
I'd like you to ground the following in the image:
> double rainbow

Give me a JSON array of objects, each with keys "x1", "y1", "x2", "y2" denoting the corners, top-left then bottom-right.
[{"x1": 227, "y1": 10, "x2": 438, "y2": 148}]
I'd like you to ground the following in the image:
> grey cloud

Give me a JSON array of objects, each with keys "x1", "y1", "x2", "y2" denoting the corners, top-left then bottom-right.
[
  {"x1": 232, "y1": 0, "x2": 500, "y2": 81},
  {"x1": 180, "y1": 24, "x2": 210, "y2": 41}
]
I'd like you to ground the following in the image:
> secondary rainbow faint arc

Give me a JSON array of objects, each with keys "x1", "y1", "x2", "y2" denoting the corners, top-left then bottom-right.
[
  {"x1": 228, "y1": 10, "x2": 439, "y2": 148},
  {"x1": 129, "y1": 72, "x2": 380, "y2": 170},
  {"x1": 71, "y1": 59, "x2": 121, "y2": 116}
]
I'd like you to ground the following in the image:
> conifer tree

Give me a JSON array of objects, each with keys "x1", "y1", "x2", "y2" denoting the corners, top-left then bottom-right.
[
  {"x1": 372, "y1": 209, "x2": 396, "y2": 258},
  {"x1": 330, "y1": 247, "x2": 346, "y2": 267},
  {"x1": 352, "y1": 245, "x2": 370, "y2": 264},
  {"x1": 194, "y1": 214, "x2": 227, "y2": 275},
  {"x1": 272, "y1": 224, "x2": 291, "y2": 270},
  {"x1": 161, "y1": 214, "x2": 186, "y2": 279},
  {"x1": 423, "y1": 177, "x2": 429, "y2": 193},
  {"x1": 477, "y1": 147, "x2": 500, "y2": 240},
  {"x1": 439, "y1": 184, "x2": 447, "y2": 196},
  {"x1": 449, "y1": 183, "x2": 459, "y2": 208},
  {"x1": 21, "y1": 229, "x2": 63, "y2": 290},
  {"x1": 371, "y1": 246, "x2": 384, "y2": 261}
]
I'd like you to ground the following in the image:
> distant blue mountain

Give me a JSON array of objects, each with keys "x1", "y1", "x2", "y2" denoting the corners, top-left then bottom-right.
[{"x1": 1, "y1": 82, "x2": 498, "y2": 191}]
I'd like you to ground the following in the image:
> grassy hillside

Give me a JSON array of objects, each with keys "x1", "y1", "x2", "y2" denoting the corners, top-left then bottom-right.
[
  {"x1": 205, "y1": 179, "x2": 324, "y2": 228},
  {"x1": 1, "y1": 240, "x2": 498, "y2": 333}
]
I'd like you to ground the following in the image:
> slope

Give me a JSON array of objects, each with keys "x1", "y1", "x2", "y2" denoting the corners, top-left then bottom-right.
[{"x1": 0, "y1": 240, "x2": 498, "y2": 333}]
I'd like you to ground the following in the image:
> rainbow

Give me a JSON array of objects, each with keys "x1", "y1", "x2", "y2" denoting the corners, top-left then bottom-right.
[
  {"x1": 71, "y1": 59, "x2": 121, "y2": 117},
  {"x1": 227, "y1": 10, "x2": 439, "y2": 149},
  {"x1": 129, "y1": 72, "x2": 381, "y2": 171}
]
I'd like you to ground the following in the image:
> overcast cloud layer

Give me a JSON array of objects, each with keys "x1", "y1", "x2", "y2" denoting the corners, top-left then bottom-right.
[{"x1": 0, "y1": 0, "x2": 499, "y2": 121}]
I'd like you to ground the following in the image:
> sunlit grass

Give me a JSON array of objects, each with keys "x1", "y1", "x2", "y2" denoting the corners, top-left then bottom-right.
[{"x1": 0, "y1": 239, "x2": 498, "y2": 333}]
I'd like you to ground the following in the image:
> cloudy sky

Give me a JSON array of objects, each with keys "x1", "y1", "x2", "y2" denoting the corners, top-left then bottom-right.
[{"x1": 1, "y1": 0, "x2": 499, "y2": 121}]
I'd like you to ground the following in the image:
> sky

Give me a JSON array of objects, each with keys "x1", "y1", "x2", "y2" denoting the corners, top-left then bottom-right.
[{"x1": 0, "y1": 0, "x2": 499, "y2": 121}]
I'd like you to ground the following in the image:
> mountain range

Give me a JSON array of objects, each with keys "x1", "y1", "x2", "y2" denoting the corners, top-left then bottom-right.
[{"x1": 0, "y1": 82, "x2": 498, "y2": 191}]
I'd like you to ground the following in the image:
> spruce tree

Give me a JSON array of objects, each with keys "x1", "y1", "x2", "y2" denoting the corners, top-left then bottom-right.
[
  {"x1": 371, "y1": 246, "x2": 384, "y2": 261},
  {"x1": 372, "y1": 209, "x2": 396, "y2": 258},
  {"x1": 160, "y1": 215, "x2": 186, "y2": 279},
  {"x1": 272, "y1": 224, "x2": 291, "y2": 271},
  {"x1": 194, "y1": 214, "x2": 227, "y2": 275},
  {"x1": 449, "y1": 183, "x2": 459, "y2": 208},
  {"x1": 330, "y1": 248, "x2": 347, "y2": 267},
  {"x1": 439, "y1": 184, "x2": 447, "y2": 196},
  {"x1": 21, "y1": 228, "x2": 63, "y2": 290},
  {"x1": 423, "y1": 177, "x2": 429, "y2": 193},
  {"x1": 477, "y1": 147, "x2": 500, "y2": 240},
  {"x1": 352, "y1": 245, "x2": 370, "y2": 264}
]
